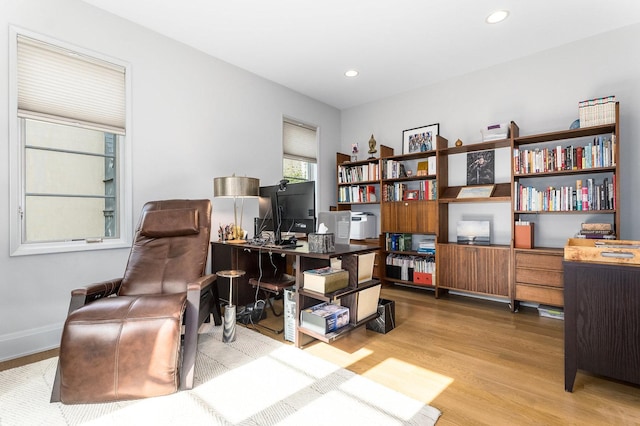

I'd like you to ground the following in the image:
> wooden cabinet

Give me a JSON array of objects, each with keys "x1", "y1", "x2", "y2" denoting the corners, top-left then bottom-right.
[
  {"x1": 381, "y1": 200, "x2": 437, "y2": 234},
  {"x1": 564, "y1": 260, "x2": 640, "y2": 391},
  {"x1": 514, "y1": 248, "x2": 563, "y2": 307},
  {"x1": 437, "y1": 243, "x2": 510, "y2": 297},
  {"x1": 512, "y1": 103, "x2": 620, "y2": 308}
]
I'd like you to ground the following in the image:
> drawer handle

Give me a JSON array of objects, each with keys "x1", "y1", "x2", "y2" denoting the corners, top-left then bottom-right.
[{"x1": 601, "y1": 251, "x2": 634, "y2": 259}]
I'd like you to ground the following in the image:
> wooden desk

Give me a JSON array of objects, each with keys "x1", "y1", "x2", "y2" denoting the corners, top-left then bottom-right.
[
  {"x1": 564, "y1": 260, "x2": 640, "y2": 392},
  {"x1": 211, "y1": 241, "x2": 380, "y2": 347}
]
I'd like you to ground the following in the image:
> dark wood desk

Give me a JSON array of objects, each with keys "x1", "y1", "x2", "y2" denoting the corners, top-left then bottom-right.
[
  {"x1": 211, "y1": 241, "x2": 380, "y2": 347},
  {"x1": 564, "y1": 260, "x2": 640, "y2": 392}
]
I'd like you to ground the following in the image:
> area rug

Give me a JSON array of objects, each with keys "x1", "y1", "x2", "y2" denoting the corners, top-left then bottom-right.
[{"x1": 0, "y1": 325, "x2": 441, "y2": 425}]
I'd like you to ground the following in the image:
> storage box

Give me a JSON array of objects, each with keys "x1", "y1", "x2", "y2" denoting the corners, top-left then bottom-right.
[
  {"x1": 357, "y1": 252, "x2": 376, "y2": 284},
  {"x1": 366, "y1": 299, "x2": 395, "y2": 334},
  {"x1": 564, "y1": 238, "x2": 640, "y2": 265},
  {"x1": 514, "y1": 222, "x2": 534, "y2": 249},
  {"x1": 300, "y1": 302, "x2": 349, "y2": 335},
  {"x1": 355, "y1": 284, "x2": 381, "y2": 321},
  {"x1": 303, "y1": 267, "x2": 349, "y2": 293},
  {"x1": 413, "y1": 271, "x2": 433, "y2": 285}
]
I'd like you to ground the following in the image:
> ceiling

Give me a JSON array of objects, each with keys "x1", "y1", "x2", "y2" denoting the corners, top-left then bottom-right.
[{"x1": 81, "y1": 0, "x2": 640, "y2": 110}]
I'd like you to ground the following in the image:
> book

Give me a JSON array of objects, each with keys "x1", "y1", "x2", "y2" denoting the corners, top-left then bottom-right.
[
  {"x1": 581, "y1": 223, "x2": 613, "y2": 231},
  {"x1": 303, "y1": 267, "x2": 349, "y2": 293},
  {"x1": 300, "y1": 302, "x2": 350, "y2": 335}
]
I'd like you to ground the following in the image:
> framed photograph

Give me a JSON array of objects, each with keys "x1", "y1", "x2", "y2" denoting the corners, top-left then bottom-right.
[
  {"x1": 403, "y1": 189, "x2": 420, "y2": 201},
  {"x1": 457, "y1": 185, "x2": 495, "y2": 199},
  {"x1": 467, "y1": 150, "x2": 495, "y2": 185},
  {"x1": 403, "y1": 123, "x2": 439, "y2": 154}
]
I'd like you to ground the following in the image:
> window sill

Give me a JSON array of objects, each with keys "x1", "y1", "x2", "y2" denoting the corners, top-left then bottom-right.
[{"x1": 10, "y1": 238, "x2": 131, "y2": 257}]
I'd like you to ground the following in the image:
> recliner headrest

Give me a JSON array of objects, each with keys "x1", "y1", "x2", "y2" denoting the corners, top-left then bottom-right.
[{"x1": 140, "y1": 208, "x2": 199, "y2": 238}]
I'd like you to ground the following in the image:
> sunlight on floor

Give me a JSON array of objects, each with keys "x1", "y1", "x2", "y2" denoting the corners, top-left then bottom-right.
[
  {"x1": 362, "y1": 357, "x2": 453, "y2": 404},
  {"x1": 303, "y1": 343, "x2": 373, "y2": 368}
]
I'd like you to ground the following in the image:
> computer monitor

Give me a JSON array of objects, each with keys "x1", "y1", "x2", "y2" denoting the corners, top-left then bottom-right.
[{"x1": 256, "y1": 180, "x2": 316, "y2": 245}]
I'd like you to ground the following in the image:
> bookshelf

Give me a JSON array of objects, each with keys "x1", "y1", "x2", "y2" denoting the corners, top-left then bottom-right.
[
  {"x1": 436, "y1": 131, "x2": 513, "y2": 301},
  {"x1": 336, "y1": 145, "x2": 393, "y2": 210},
  {"x1": 378, "y1": 136, "x2": 446, "y2": 290},
  {"x1": 511, "y1": 102, "x2": 620, "y2": 310}
]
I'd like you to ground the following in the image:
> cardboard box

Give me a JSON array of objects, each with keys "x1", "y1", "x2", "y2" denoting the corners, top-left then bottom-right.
[
  {"x1": 366, "y1": 299, "x2": 395, "y2": 334},
  {"x1": 300, "y1": 302, "x2": 349, "y2": 335},
  {"x1": 564, "y1": 238, "x2": 640, "y2": 265}
]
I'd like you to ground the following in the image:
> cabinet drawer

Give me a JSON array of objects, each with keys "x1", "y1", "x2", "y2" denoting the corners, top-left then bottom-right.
[
  {"x1": 515, "y1": 284, "x2": 563, "y2": 307},
  {"x1": 515, "y1": 252, "x2": 563, "y2": 271},
  {"x1": 515, "y1": 268, "x2": 563, "y2": 288}
]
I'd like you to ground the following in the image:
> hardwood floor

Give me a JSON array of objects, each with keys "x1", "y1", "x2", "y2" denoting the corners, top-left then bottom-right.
[
  {"x1": 4, "y1": 286, "x2": 640, "y2": 425},
  {"x1": 257, "y1": 285, "x2": 640, "y2": 425}
]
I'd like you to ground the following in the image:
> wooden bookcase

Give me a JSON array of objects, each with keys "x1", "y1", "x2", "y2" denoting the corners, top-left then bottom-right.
[
  {"x1": 436, "y1": 133, "x2": 513, "y2": 301},
  {"x1": 334, "y1": 102, "x2": 621, "y2": 312},
  {"x1": 511, "y1": 103, "x2": 620, "y2": 309}
]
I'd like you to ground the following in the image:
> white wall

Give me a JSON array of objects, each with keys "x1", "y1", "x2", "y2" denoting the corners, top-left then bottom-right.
[
  {"x1": 0, "y1": 0, "x2": 341, "y2": 361},
  {"x1": 341, "y1": 23, "x2": 640, "y2": 245}
]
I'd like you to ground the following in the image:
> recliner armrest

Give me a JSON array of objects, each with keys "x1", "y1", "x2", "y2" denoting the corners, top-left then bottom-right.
[
  {"x1": 187, "y1": 274, "x2": 216, "y2": 293},
  {"x1": 68, "y1": 278, "x2": 123, "y2": 314}
]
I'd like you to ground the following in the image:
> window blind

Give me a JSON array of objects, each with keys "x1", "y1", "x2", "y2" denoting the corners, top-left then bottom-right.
[
  {"x1": 283, "y1": 121, "x2": 317, "y2": 162},
  {"x1": 17, "y1": 35, "x2": 126, "y2": 135}
]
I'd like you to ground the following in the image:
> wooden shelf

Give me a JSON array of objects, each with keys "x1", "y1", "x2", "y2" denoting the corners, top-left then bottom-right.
[
  {"x1": 439, "y1": 182, "x2": 511, "y2": 203},
  {"x1": 439, "y1": 138, "x2": 511, "y2": 155},
  {"x1": 514, "y1": 166, "x2": 615, "y2": 178},
  {"x1": 514, "y1": 123, "x2": 616, "y2": 146}
]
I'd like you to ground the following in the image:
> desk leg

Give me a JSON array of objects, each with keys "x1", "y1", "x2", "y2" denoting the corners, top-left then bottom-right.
[{"x1": 294, "y1": 254, "x2": 303, "y2": 348}]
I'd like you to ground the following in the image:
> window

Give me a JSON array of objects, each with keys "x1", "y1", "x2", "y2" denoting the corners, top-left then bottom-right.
[
  {"x1": 283, "y1": 119, "x2": 317, "y2": 183},
  {"x1": 9, "y1": 28, "x2": 132, "y2": 256}
]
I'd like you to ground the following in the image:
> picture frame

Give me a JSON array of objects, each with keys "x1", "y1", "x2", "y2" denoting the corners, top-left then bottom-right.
[
  {"x1": 403, "y1": 189, "x2": 420, "y2": 201},
  {"x1": 403, "y1": 123, "x2": 439, "y2": 154},
  {"x1": 457, "y1": 184, "x2": 495, "y2": 199},
  {"x1": 466, "y1": 150, "x2": 495, "y2": 185}
]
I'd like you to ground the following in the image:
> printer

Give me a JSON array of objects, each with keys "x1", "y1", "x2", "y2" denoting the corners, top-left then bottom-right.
[{"x1": 350, "y1": 212, "x2": 377, "y2": 239}]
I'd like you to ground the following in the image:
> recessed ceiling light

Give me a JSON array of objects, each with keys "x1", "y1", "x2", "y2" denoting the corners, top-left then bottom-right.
[
  {"x1": 344, "y1": 70, "x2": 359, "y2": 78},
  {"x1": 486, "y1": 10, "x2": 509, "y2": 24}
]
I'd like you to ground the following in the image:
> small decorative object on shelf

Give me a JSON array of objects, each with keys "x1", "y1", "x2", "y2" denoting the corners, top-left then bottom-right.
[
  {"x1": 368, "y1": 134, "x2": 377, "y2": 158},
  {"x1": 351, "y1": 143, "x2": 359, "y2": 161},
  {"x1": 455, "y1": 139, "x2": 463, "y2": 147},
  {"x1": 457, "y1": 184, "x2": 495, "y2": 199}
]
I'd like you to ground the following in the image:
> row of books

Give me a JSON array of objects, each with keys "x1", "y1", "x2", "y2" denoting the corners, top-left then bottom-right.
[
  {"x1": 381, "y1": 180, "x2": 437, "y2": 202},
  {"x1": 513, "y1": 135, "x2": 615, "y2": 174},
  {"x1": 579, "y1": 95, "x2": 616, "y2": 127},
  {"x1": 382, "y1": 159, "x2": 407, "y2": 179},
  {"x1": 514, "y1": 177, "x2": 615, "y2": 212},
  {"x1": 382, "y1": 157, "x2": 437, "y2": 179},
  {"x1": 338, "y1": 185, "x2": 377, "y2": 203},
  {"x1": 385, "y1": 232, "x2": 413, "y2": 251},
  {"x1": 385, "y1": 254, "x2": 435, "y2": 283},
  {"x1": 338, "y1": 162, "x2": 380, "y2": 184}
]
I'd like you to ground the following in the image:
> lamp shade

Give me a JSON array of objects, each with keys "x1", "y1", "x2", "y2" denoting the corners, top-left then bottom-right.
[{"x1": 213, "y1": 176, "x2": 259, "y2": 198}]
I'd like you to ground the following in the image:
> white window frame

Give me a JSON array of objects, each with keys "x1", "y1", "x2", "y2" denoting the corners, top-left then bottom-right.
[{"x1": 8, "y1": 27, "x2": 133, "y2": 256}]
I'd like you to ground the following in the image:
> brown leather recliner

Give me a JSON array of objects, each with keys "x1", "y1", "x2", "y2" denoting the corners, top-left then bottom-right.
[{"x1": 50, "y1": 199, "x2": 222, "y2": 404}]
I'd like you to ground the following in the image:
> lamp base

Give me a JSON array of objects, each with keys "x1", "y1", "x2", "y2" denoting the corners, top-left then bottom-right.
[{"x1": 223, "y1": 305, "x2": 236, "y2": 343}]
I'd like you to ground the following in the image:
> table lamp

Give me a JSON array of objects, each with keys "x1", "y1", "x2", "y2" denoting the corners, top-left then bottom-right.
[{"x1": 213, "y1": 174, "x2": 259, "y2": 243}]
